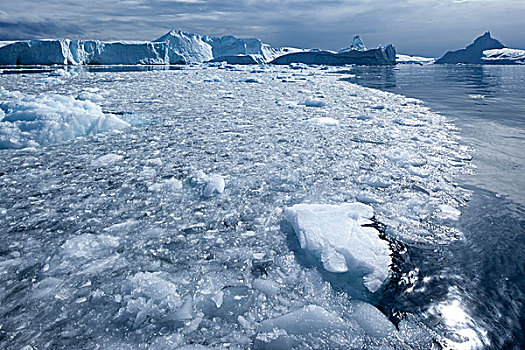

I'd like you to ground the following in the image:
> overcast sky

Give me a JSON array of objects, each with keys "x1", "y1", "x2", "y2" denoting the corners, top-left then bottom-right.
[{"x1": 0, "y1": 0, "x2": 523, "y2": 57}]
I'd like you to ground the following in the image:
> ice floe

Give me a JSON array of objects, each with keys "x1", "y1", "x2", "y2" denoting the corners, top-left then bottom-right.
[{"x1": 285, "y1": 203, "x2": 391, "y2": 292}]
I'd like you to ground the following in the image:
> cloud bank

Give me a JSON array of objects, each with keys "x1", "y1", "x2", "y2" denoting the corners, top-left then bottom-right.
[{"x1": 0, "y1": 0, "x2": 524, "y2": 57}]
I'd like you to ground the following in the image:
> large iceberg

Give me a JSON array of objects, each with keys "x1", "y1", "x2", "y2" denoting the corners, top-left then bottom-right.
[
  {"x1": 271, "y1": 37, "x2": 395, "y2": 66},
  {"x1": 435, "y1": 32, "x2": 506, "y2": 64},
  {"x1": 154, "y1": 30, "x2": 280, "y2": 64},
  {"x1": 0, "y1": 39, "x2": 179, "y2": 65},
  {"x1": 284, "y1": 203, "x2": 391, "y2": 293}
]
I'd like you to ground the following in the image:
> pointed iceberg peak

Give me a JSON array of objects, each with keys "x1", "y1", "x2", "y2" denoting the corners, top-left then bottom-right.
[
  {"x1": 436, "y1": 31, "x2": 505, "y2": 64},
  {"x1": 351, "y1": 35, "x2": 366, "y2": 51},
  {"x1": 338, "y1": 34, "x2": 366, "y2": 53}
]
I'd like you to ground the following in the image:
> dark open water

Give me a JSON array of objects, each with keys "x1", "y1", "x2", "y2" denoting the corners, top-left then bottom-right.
[{"x1": 343, "y1": 65, "x2": 525, "y2": 349}]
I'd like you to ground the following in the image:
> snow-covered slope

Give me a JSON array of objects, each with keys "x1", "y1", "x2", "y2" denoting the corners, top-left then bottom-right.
[
  {"x1": 154, "y1": 30, "x2": 282, "y2": 64},
  {"x1": 396, "y1": 54, "x2": 435, "y2": 65},
  {"x1": 0, "y1": 39, "x2": 178, "y2": 65},
  {"x1": 482, "y1": 48, "x2": 525, "y2": 65},
  {"x1": 435, "y1": 32, "x2": 505, "y2": 64}
]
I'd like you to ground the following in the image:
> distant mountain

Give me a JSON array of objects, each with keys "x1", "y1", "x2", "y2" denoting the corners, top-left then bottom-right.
[{"x1": 436, "y1": 32, "x2": 504, "y2": 64}]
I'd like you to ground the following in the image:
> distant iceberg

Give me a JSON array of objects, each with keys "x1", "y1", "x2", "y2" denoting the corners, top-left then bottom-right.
[
  {"x1": 396, "y1": 54, "x2": 435, "y2": 65},
  {"x1": 0, "y1": 39, "x2": 178, "y2": 65},
  {"x1": 154, "y1": 30, "x2": 281, "y2": 64},
  {"x1": 482, "y1": 48, "x2": 525, "y2": 65},
  {"x1": 338, "y1": 35, "x2": 366, "y2": 53},
  {"x1": 0, "y1": 30, "x2": 398, "y2": 66},
  {"x1": 271, "y1": 45, "x2": 396, "y2": 66},
  {"x1": 435, "y1": 32, "x2": 524, "y2": 65}
]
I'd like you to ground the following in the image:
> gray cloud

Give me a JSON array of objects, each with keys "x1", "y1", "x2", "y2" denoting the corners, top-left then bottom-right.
[{"x1": 0, "y1": 0, "x2": 523, "y2": 57}]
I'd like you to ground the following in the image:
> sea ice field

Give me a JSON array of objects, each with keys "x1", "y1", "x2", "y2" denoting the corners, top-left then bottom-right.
[{"x1": 0, "y1": 64, "x2": 483, "y2": 349}]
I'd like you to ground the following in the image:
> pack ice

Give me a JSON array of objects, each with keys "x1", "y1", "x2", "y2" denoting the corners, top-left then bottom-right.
[
  {"x1": 0, "y1": 65, "x2": 472, "y2": 349},
  {"x1": 285, "y1": 203, "x2": 391, "y2": 292}
]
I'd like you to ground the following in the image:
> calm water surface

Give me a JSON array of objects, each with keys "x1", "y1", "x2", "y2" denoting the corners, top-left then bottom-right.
[{"x1": 344, "y1": 65, "x2": 525, "y2": 349}]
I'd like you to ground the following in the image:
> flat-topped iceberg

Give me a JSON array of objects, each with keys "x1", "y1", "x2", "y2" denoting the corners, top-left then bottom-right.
[
  {"x1": 482, "y1": 48, "x2": 525, "y2": 65},
  {"x1": 271, "y1": 37, "x2": 395, "y2": 66},
  {"x1": 396, "y1": 54, "x2": 435, "y2": 65},
  {"x1": 435, "y1": 31, "x2": 523, "y2": 65},
  {"x1": 284, "y1": 203, "x2": 391, "y2": 293},
  {"x1": 0, "y1": 39, "x2": 178, "y2": 65}
]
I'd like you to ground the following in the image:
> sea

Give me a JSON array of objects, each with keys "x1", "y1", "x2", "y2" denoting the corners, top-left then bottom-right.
[{"x1": 344, "y1": 64, "x2": 525, "y2": 349}]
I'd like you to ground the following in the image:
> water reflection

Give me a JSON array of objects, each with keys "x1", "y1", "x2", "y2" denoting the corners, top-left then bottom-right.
[{"x1": 344, "y1": 64, "x2": 525, "y2": 349}]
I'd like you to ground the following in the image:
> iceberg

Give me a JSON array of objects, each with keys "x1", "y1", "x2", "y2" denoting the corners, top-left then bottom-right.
[
  {"x1": 154, "y1": 30, "x2": 280, "y2": 64},
  {"x1": 338, "y1": 35, "x2": 366, "y2": 53},
  {"x1": 271, "y1": 38, "x2": 395, "y2": 66},
  {"x1": 396, "y1": 54, "x2": 435, "y2": 65},
  {"x1": 482, "y1": 48, "x2": 525, "y2": 65},
  {"x1": 0, "y1": 39, "x2": 178, "y2": 65},
  {"x1": 435, "y1": 32, "x2": 506, "y2": 64},
  {"x1": 284, "y1": 203, "x2": 391, "y2": 292}
]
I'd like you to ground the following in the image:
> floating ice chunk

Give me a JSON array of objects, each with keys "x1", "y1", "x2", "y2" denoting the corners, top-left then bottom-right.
[
  {"x1": 32, "y1": 277, "x2": 63, "y2": 299},
  {"x1": 302, "y1": 97, "x2": 326, "y2": 107},
  {"x1": 149, "y1": 178, "x2": 183, "y2": 192},
  {"x1": 146, "y1": 158, "x2": 163, "y2": 167},
  {"x1": 253, "y1": 278, "x2": 280, "y2": 297},
  {"x1": 284, "y1": 203, "x2": 391, "y2": 292},
  {"x1": 384, "y1": 148, "x2": 426, "y2": 167},
  {"x1": 468, "y1": 94, "x2": 485, "y2": 99},
  {"x1": 61, "y1": 234, "x2": 119, "y2": 259},
  {"x1": 307, "y1": 117, "x2": 339, "y2": 126},
  {"x1": 438, "y1": 204, "x2": 461, "y2": 220},
  {"x1": 196, "y1": 286, "x2": 253, "y2": 319},
  {"x1": 356, "y1": 192, "x2": 384, "y2": 204},
  {"x1": 91, "y1": 153, "x2": 123, "y2": 167},
  {"x1": 47, "y1": 234, "x2": 121, "y2": 275},
  {"x1": 120, "y1": 272, "x2": 185, "y2": 329},
  {"x1": 258, "y1": 305, "x2": 348, "y2": 334},
  {"x1": 192, "y1": 170, "x2": 225, "y2": 197},
  {"x1": 255, "y1": 305, "x2": 350, "y2": 348},
  {"x1": 0, "y1": 89, "x2": 130, "y2": 149},
  {"x1": 104, "y1": 220, "x2": 139, "y2": 234},
  {"x1": 203, "y1": 175, "x2": 225, "y2": 197},
  {"x1": 77, "y1": 90, "x2": 104, "y2": 103},
  {"x1": 49, "y1": 69, "x2": 70, "y2": 77},
  {"x1": 350, "y1": 301, "x2": 396, "y2": 338}
]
